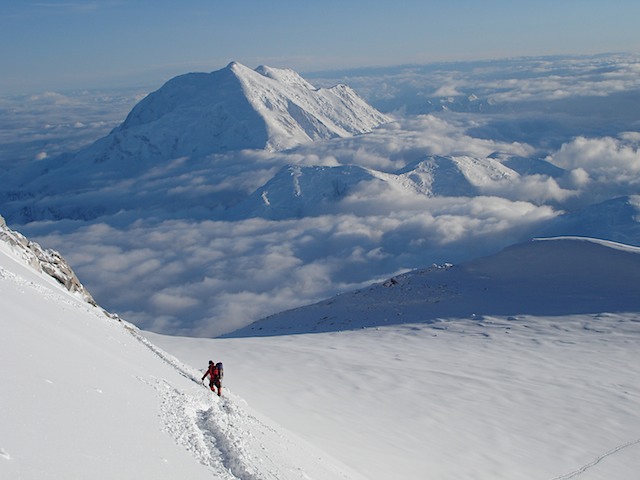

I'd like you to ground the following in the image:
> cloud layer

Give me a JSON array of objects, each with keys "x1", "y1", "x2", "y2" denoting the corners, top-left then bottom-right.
[{"x1": 6, "y1": 54, "x2": 640, "y2": 336}]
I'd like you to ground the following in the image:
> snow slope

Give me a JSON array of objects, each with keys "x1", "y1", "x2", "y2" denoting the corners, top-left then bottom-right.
[
  {"x1": 149, "y1": 237, "x2": 640, "y2": 480},
  {"x1": 151, "y1": 314, "x2": 640, "y2": 480},
  {"x1": 0, "y1": 225, "x2": 366, "y2": 480},
  {"x1": 2, "y1": 219, "x2": 640, "y2": 479},
  {"x1": 226, "y1": 237, "x2": 640, "y2": 336}
]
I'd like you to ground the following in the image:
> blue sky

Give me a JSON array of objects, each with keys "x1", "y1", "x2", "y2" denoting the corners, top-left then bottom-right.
[{"x1": 1, "y1": 0, "x2": 640, "y2": 94}]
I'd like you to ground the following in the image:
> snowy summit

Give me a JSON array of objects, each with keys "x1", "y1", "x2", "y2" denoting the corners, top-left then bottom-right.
[{"x1": 75, "y1": 61, "x2": 390, "y2": 163}]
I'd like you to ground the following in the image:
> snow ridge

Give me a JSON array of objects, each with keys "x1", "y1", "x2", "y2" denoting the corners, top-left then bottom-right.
[
  {"x1": 226, "y1": 237, "x2": 640, "y2": 337},
  {"x1": 226, "y1": 62, "x2": 390, "y2": 150}
]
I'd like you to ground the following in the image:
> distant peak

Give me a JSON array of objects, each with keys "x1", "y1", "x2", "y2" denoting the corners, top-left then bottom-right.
[
  {"x1": 225, "y1": 61, "x2": 251, "y2": 73},
  {"x1": 254, "y1": 64, "x2": 315, "y2": 90},
  {"x1": 254, "y1": 64, "x2": 280, "y2": 78}
]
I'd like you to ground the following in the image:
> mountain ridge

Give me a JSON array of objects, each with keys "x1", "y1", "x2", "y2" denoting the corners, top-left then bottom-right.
[
  {"x1": 97, "y1": 61, "x2": 390, "y2": 162},
  {"x1": 224, "y1": 237, "x2": 640, "y2": 337}
]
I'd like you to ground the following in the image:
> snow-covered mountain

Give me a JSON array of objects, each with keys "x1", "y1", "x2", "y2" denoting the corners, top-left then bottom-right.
[
  {"x1": 396, "y1": 155, "x2": 516, "y2": 196},
  {"x1": 229, "y1": 164, "x2": 382, "y2": 219},
  {"x1": 493, "y1": 154, "x2": 566, "y2": 178},
  {"x1": 1, "y1": 62, "x2": 390, "y2": 224},
  {"x1": 225, "y1": 237, "x2": 640, "y2": 337},
  {"x1": 66, "y1": 61, "x2": 390, "y2": 164},
  {"x1": 229, "y1": 155, "x2": 520, "y2": 219}
]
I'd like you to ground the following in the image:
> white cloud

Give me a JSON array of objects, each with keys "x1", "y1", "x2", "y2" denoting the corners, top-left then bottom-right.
[
  {"x1": 483, "y1": 174, "x2": 577, "y2": 204},
  {"x1": 27, "y1": 91, "x2": 73, "y2": 105},
  {"x1": 564, "y1": 167, "x2": 590, "y2": 188},
  {"x1": 9, "y1": 54, "x2": 640, "y2": 337},
  {"x1": 150, "y1": 291, "x2": 201, "y2": 313},
  {"x1": 551, "y1": 135, "x2": 640, "y2": 181},
  {"x1": 25, "y1": 192, "x2": 561, "y2": 337}
]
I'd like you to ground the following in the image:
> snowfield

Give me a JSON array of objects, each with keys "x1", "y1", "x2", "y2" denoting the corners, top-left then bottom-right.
[
  {"x1": 149, "y1": 238, "x2": 640, "y2": 480},
  {"x1": 0, "y1": 239, "x2": 365, "y2": 480},
  {"x1": 150, "y1": 314, "x2": 640, "y2": 480},
  {"x1": 2, "y1": 229, "x2": 640, "y2": 479}
]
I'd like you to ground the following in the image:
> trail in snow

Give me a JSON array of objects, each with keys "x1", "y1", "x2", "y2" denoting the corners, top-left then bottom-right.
[
  {"x1": 550, "y1": 438, "x2": 640, "y2": 480},
  {"x1": 128, "y1": 325, "x2": 254, "y2": 479},
  {"x1": 1, "y1": 242, "x2": 362, "y2": 480},
  {"x1": 128, "y1": 324, "x2": 360, "y2": 480}
]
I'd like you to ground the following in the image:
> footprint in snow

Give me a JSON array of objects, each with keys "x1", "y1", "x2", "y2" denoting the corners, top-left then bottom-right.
[{"x1": 0, "y1": 448, "x2": 11, "y2": 460}]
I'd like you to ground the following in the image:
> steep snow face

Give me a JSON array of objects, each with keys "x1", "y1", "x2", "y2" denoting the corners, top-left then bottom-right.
[
  {"x1": 71, "y1": 62, "x2": 389, "y2": 165},
  {"x1": 225, "y1": 237, "x2": 640, "y2": 337},
  {"x1": 228, "y1": 62, "x2": 390, "y2": 150}
]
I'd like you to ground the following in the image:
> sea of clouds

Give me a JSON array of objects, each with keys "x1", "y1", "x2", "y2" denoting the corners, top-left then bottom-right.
[{"x1": 4, "y1": 53, "x2": 640, "y2": 336}]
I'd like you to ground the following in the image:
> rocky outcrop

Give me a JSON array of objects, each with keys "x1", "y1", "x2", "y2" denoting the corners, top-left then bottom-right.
[{"x1": 0, "y1": 216, "x2": 96, "y2": 305}]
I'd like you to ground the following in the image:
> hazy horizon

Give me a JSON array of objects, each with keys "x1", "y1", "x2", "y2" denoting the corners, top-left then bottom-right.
[{"x1": 2, "y1": 0, "x2": 640, "y2": 95}]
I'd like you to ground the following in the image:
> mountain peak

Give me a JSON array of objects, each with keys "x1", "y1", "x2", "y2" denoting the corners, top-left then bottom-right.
[
  {"x1": 225, "y1": 60, "x2": 254, "y2": 76},
  {"x1": 68, "y1": 62, "x2": 389, "y2": 165},
  {"x1": 253, "y1": 64, "x2": 316, "y2": 90}
]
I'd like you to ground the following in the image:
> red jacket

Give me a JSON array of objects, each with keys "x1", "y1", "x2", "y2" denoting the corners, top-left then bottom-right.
[{"x1": 202, "y1": 363, "x2": 220, "y2": 381}]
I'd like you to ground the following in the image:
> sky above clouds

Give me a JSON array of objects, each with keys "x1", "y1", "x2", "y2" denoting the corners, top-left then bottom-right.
[{"x1": 2, "y1": 0, "x2": 640, "y2": 94}]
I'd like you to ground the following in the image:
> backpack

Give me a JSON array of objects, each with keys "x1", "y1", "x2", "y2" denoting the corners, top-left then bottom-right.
[{"x1": 215, "y1": 362, "x2": 224, "y2": 379}]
